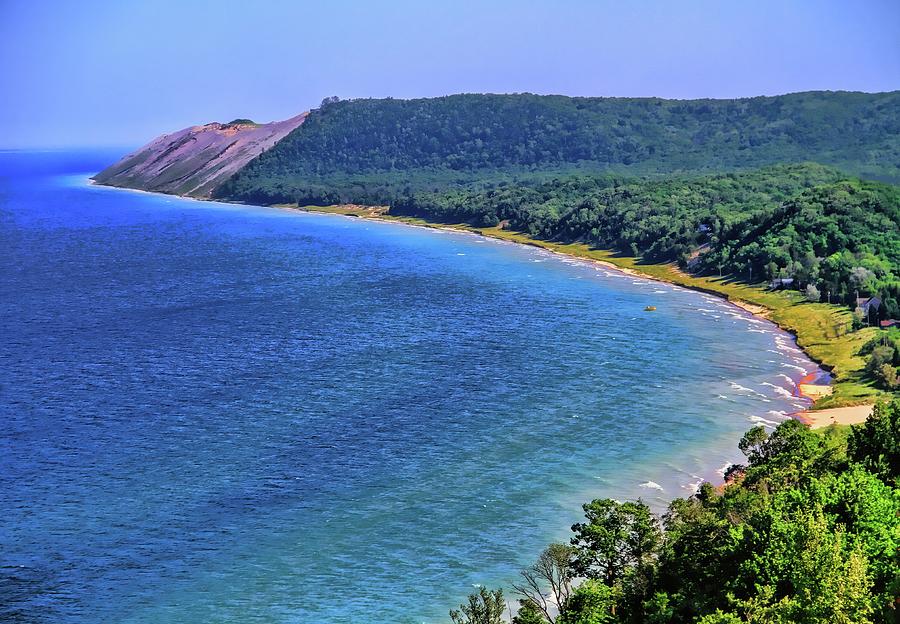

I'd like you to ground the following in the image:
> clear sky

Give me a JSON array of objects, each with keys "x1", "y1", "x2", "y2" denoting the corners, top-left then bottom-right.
[{"x1": 1, "y1": 0, "x2": 898, "y2": 148}]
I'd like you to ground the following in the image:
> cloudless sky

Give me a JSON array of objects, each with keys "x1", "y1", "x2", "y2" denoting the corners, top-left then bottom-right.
[{"x1": 1, "y1": 0, "x2": 898, "y2": 148}]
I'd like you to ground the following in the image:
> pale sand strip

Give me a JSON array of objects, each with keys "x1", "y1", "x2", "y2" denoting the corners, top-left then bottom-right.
[
  {"x1": 796, "y1": 404, "x2": 873, "y2": 429},
  {"x1": 798, "y1": 383, "x2": 833, "y2": 399}
]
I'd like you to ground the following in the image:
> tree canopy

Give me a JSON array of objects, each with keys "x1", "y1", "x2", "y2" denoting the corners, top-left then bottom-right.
[{"x1": 220, "y1": 91, "x2": 900, "y2": 204}]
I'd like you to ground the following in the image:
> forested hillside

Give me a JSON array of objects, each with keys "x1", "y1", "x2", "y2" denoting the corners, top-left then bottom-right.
[{"x1": 218, "y1": 91, "x2": 899, "y2": 205}]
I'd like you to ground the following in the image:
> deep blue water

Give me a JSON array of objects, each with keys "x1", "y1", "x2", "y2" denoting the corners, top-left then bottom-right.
[{"x1": 0, "y1": 151, "x2": 819, "y2": 623}]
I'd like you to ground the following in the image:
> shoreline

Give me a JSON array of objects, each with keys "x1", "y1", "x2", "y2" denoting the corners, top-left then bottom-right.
[
  {"x1": 277, "y1": 206, "x2": 831, "y2": 406},
  {"x1": 795, "y1": 404, "x2": 874, "y2": 429},
  {"x1": 277, "y1": 206, "x2": 886, "y2": 429},
  {"x1": 86, "y1": 179, "x2": 877, "y2": 428}
]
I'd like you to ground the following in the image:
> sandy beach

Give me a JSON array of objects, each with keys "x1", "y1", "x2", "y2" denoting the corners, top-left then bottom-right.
[{"x1": 796, "y1": 404, "x2": 874, "y2": 428}]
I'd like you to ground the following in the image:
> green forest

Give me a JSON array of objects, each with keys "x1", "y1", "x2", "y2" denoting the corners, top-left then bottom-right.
[
  {"x1": 221, "y1": 91, "x2": 900, "y2": 198},
  {"x1": 450, "y1": 400, "x2": 899, "y2": 624},
  {"x1": 218, "y1": 91, "x2": 899, "y2": 207}
]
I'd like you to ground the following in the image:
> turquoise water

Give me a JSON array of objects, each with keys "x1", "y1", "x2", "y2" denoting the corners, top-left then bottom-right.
[{"x1": 0, "y1": 151, "x2": 819, "y2": 623}]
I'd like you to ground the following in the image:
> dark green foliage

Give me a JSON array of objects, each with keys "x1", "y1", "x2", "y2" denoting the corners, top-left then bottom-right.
[
  {"x1": 450, "y1": 587, "x2": 507, "y2": 624},
  {"x1": 570, "y1": 500, "x2": 661, "y2": 586},
  {"x1": 701, "y1": 179, "x2": 900, "y2": 312},
  {"x1": 511, "y1": 599, "x2": 548, "y2": 624},
  {"x1": 694, "y1": 611, "x2": 743, "y2": 624},
  {"x1": 849, "y1": 399, "x2": 900, "y2": 485},
  {"x1": 511, "y1": 401, "x2": 900, "y2": 624},
  {"x1": 558, "y1": 580, "x2": 617, "y2": 624},
  {"x1": 220, "y1": 91, "x2": 900, "y2": 206},
  {"x1": 862, "y1": 330, "x2": 900, "y2": 389}
]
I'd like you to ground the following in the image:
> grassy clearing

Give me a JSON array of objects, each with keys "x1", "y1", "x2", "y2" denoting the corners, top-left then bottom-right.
[{"x1": 294, "y1": 204, "x2": 889, "y2": 409}]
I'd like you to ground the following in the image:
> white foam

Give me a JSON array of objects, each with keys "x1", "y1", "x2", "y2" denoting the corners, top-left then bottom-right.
[
  {"x1": 730, "y1": 382, "x2": 770, "y2": 399},
  {"x1": 749, "y1": 415, "x2": 780, "y2": 428},
  {"x1": 781, "y1": 363, "x2": 807, "y2": 373},
  {"x1": 761, "y1": 383, "x2": 794, "y2": 399},
  {"x1": 682, "y1": 475, "x2": 704, "y2": 493},
  {"x1": 774, "y1": 342, "x2": 803, "y2": 355},
  {"x1": 640, "y1": 481, "x2": 665, "y2": 491}
]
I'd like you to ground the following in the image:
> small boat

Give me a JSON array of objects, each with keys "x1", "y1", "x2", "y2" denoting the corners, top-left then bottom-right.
[{"x1": 644, "y1": 305, "x2": 657, "y2": 311}]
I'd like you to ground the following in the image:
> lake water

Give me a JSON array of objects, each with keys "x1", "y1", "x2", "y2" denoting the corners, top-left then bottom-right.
[{"x1": 0, "y1": 151, "x2": 819, "y2": 623}]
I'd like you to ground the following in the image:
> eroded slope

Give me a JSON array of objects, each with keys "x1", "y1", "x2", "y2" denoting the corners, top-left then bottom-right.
[{"x1": 93, "y1": 113, "x2": 307, "y2": 197}]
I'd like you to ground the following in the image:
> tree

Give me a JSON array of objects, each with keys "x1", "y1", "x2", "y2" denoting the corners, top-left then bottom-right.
[
  {"x1": 512, "y1": 599, "x2": 548, "y2": 624},
  {"x1": 805, "y1": 283, "x2": 821, "y2": 302},
  {"x1": 866, "y1": 347, "x2": 897, "y2": 389},
  {"x1": 738, "y1": 425, "x2": 769, "y2": 465},
  {"x1": 877, "y1": 363, "x2": 899, "y2": 389},
  {"x1": 512, "y1": 543, "x2": 575, "y2": 623},
  {"x1": 738, "y1": 419, "x2": 823, "y2": 481},
  {"x1": 849, "y1": 399, "x2": 900, "y2": 484},
  {"x1": 695, "y1": 611, "x2": 742, "y2": 624},
  {"x1": 558, "y1": 580, "x2": 617, "y2": 624},
  {"x1": 570, "y1": 499, "x2": 661, "y2": 585},
  {"x1": 849, "y1": 266, "x2": 875, "y2": 292},
  {"x1": 450, "y1": 587, "x2": 507, "y2": 624},
  {"x1": 741, "y1": 508, "x2": 875, "y2": 623},
  {"x1": 795, "y1": 535, "x2": 874, "y2": 624},
  {"x1": 319, "y1": 95, "x2": 341, "y2": 109}
]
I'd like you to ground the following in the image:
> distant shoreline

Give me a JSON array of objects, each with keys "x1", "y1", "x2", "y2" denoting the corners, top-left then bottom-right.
[
  {"x1": 87, "y1": 178, "x2": 877, "y2": 427},
  {"x1": 277, "y1": 204, "x2": 839, "y2": 413}
]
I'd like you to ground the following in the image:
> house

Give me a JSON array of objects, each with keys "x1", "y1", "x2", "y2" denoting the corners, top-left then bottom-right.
[
  {"x1": 769, "y1": 277, "x2": 795, "y2": 290},
  {"x1": 856, "y1": 296, "x2": 882, "y2": 317},
  {"x1": 685, "y1": 243, "x2": 711, "y2": 272},
  {"x1": 880, "y1": 319, "x2": 898, "y2": 329}
]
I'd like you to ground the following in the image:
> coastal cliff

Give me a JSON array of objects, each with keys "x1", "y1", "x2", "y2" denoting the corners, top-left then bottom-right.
[{"x1": 92, "y1": 113, "x2": 307, "y2": 197}]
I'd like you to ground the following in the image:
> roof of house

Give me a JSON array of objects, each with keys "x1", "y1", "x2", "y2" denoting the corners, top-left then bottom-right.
[{"x1": 857, "y1": 296, "x2": 882, "y2": 308}]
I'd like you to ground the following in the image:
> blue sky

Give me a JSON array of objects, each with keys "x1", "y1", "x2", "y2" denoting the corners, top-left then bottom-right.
[{"x1": 1, "y1": 0, "x2": 898, "y2": 148}]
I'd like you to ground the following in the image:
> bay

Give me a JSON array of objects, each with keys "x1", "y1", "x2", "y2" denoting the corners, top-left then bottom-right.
[{"x1": 0, "y1": 151, "x2": 818, "y2": 623}]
